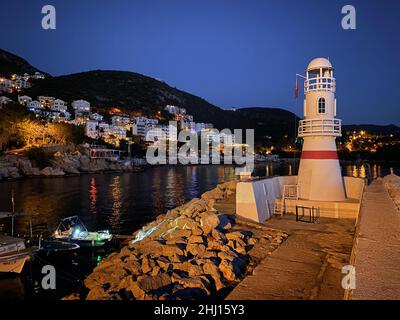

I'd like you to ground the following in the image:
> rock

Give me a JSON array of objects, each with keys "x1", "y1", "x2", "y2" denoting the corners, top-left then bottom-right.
[
  {"x1": 217, "y1": 249, "x2": 239, "y2": 262},
  {"x1": 211, "y1": 229, "x2": 227, "y2": 243},
  {"x1": 172, "y1": 276, "x2": 211, "y2": 299},
  {"x1": 188, "y1": 263, "x2": 203, "y2": 277},
  {"x1": 163, "y1": 229, "x2": 192, "y2": 240},
  {"x1": 141, "y1": 256, "x2": 156, "y2": 274},
  {"x1": 151, "y1": 266, "x2": 162, "y2": 276},
  {"x1": 186, "y1": 243, "x2": 207, "y2": 256},
  {"x1": 84, "y1": 264, "x2": 127, "y2": 291},
  {"x1": 199, "y1": 211, "x2": 220, "y2": 234},
  {"x1": 171, "y1": 216, "x2": 199, "y2": 230},
  {"x1": 218, "y1": 215, "x2": 233, "y2": 231},
  {"x1": 156, "y1": 256, "x2": 171, "y2": 270},
  {"x1": 219, "y1": 259, "x2": 237, "y2": 281},
  {"x1": 62, "y1": 292, "x2": 81, "y2": 300},
  {"x1": 191, "y1": 227, "x2": 203, "y2": 236},
  {"x1": 201, "y1": 188, "x2": 225, "y2": 201},
  {"x1": 180, "y1": 198, "x2": 208, "y2": 217},
  {"x1": 202, "y1": 261, "x2": 224, "y2": 291},
  {"x1": 132, "y1": 240, "x2": 165, "y2": 255},
  {"x1": 226, "y1": 231, "x2": 247, "y2": 241},
  {"x1": 188, "y1": 235, "x2": 205, "y2": 244},
  {"x1": 161, "y1": 244, "x2": 185, "y2": 257},
  {"x1": 40, "y1": 166, "x2": 65, "y2": 176},
  {"x1": 207, "y1": 239, "x2": 226, "y2": 251},
  {"x1": 127, "y1": 273, "x2": 172, "y2": 299},
  {"x1": 123, "y1": 258, "x2": 142, "y2": 275},
  {"x1": 86, "y1": 286, "x2": 113, "y2": 300}
]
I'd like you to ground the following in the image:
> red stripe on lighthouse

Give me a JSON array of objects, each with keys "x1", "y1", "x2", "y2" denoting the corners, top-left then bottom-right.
[{"x1": 301, "y1": 150, "x2": 338, "y2": 159}]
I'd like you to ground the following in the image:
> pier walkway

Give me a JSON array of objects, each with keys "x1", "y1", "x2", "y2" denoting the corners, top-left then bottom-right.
[
  {"x1": 226, "y1": 215, "x2": 355, "y2": 300},
  {"x1": 351, "y1": 180, "x2": 400, "y2": 299}
]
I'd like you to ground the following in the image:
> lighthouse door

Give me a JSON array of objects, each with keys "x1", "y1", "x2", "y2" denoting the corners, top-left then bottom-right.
[{"x1": 298, "y1": 168, "x2": 312, "y2": 199}]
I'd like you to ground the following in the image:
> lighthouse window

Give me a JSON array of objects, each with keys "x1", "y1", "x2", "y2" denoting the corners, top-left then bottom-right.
[{"x1": 318, "y1": 98, "x2": 326, "y2": 114}]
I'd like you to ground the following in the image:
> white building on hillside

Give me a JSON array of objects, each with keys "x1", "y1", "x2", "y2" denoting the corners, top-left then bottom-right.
[
  {"x1": 165, "y1": 105, "x2": 186, "y2": 115},
  {"x1": 27, "y1": 100, "x2": 43, "y2": 110},
  {"x1": 112, "y1": 114, "x2": 132, "y2": 126},
  {"x1": 71, "y1": 99, "x2": 91, "y2": 113},
  {"x1": 38, "y1": 96, "x2": 55, "y2": 108},
  {"x1": 86, "y1": 121, "x2": 99, "y2": 139},
  {"x1": 90, "y1": 113, "x2": 104, "y2": 122},
  {"x1": 109, "y1": 125, "x2": 127, "y2": 139},
  {"x1": 51, "y1": 99, "x2": 67, "y2": 112},
  {"x1": 18, "y1": 95, "x2": 32, "y2": 106}
]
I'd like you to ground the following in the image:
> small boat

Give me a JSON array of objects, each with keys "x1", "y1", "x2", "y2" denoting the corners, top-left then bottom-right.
[
  {"x1": 38, "y1": 238, "x2": 80, "y2": 252},
  {"x1": 53, "y1": 216, "x2": 112, "y2": 248},
  {"x1": 0, "y1": 235, "x2": 35, "y2": 274}
]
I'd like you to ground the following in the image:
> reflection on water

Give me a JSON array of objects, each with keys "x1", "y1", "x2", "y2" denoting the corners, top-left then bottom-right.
[
  {"x1": 0, "y1": 163, "x2": 398, "y2": 237},
  {"x1": 0, "y1": 165, "x2": 237, "y2": 236}
]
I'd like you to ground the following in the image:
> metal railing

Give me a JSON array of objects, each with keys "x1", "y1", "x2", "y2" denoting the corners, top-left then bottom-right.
[
  {"x1": 304, "y1": 76, "x2": 336, "y2": 93},
  {"x1": 295, "y1": 205, "x2": 320, "y2": 223},
  {"x1": 298, "y1": 118, "x2": 341, "y2": 137}
]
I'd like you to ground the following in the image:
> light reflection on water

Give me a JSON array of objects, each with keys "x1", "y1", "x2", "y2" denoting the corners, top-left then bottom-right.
[
  {"x1": 0, "y1": 165, "x2": 237, "y2": 236},
  {"x1": 0, "y1": 163, "x2": 398, "y2": 237}
]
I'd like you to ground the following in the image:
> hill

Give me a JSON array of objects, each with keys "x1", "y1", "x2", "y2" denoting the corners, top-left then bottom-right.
[
  {"x1": 1, "y1": 48, "x2": 300, "y2": 142},
  {"x1": 24, "y1": 70, "x2": 299, "y2": 140},
  {"x1": 0, "y1": 49, "x2": 49, "y2": 77},
  {"x1": 342, "y1": 124, "x2": 400, "y2": 136}
]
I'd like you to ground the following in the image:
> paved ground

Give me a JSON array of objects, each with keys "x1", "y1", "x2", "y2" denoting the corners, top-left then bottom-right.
[
  {"x1": 351, "y1": 180, "x2": 400, "y2": 300},
  {"x1": 226, "y1": 214, "x2": 356, "y2": 300}
]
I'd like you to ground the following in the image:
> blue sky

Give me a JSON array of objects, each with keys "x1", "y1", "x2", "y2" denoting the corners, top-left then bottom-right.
[{"x1": 1, "y1": 0, "x2": 400, "y2": 125}]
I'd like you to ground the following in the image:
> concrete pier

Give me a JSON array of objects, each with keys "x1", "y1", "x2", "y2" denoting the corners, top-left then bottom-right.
[{"x1": 350, "y1": 180, "x2": 400, "y2": 300}]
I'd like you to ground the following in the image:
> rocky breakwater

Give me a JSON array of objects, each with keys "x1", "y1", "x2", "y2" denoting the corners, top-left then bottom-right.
[
  {"x1": 77, "y1": 181, "x2": 288, "y2": 300},
  {"x1": 0, "y1": 149, "x2": 138, "y2": 181},
  {"x1": 0, "y1": 155, "x2": 64, "y2": 180}
]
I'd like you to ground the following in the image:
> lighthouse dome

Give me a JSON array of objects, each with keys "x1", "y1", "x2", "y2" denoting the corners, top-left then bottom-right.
[{"x1": 307, "y1": 57, "x2": 333, "y2": 71}]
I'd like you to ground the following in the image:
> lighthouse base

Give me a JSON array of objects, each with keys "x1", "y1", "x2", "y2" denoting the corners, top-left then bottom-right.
[
  {"x1": 236, "y1": 175, "x2": 365, "y2": 223},
  {"x1": 298, "y1": 136, "x2": 346, "y2": 201}
]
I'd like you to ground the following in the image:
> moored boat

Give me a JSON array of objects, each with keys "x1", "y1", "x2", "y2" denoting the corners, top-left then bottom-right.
[
  {"x1": 53, "y1": 216, "x2": 112, "y2": 248},
  {"x1": 0, "y1": 235, "x2": 36, "y2": 274}
]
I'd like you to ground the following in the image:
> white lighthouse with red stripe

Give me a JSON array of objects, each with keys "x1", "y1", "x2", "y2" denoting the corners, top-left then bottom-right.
[{"x1": 297, "y1": 58, "x2": 346, "y2": 201}]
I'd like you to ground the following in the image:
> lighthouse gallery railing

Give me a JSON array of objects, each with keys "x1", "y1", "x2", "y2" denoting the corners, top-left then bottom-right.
[
  {"x1": 304, "y1": 76, "x2": 336, "y2": 93},
  {"x1": 298, "y1": 118, "x2": 341, "y2": 137}
]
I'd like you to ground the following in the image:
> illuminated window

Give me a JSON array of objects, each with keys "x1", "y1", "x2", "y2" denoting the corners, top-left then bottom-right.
[{"x1": 318, "y1": 98, "x2": 326, "y2": 114}]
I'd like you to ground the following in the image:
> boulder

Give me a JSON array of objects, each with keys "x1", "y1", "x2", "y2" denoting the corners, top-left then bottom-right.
[
  {"x1": 40, "y1": 166, "x2": 65, "y2": 176},
  {"x1": 163, "y1": 229, "x2": 192, "y2": 241},
  {"x1": 188, "y1": 235, "x2": 205, "y2": 244},
  {"x1": 199, "y1": 211, "x2": 220, "y2": 234},
  {"x1": 202, "y1": 261, "x2": 224, "y2": 291},
  {"x1": 161, "y1": 244, "x2": 185, "y2": 257},
  {"x1": 171, "y1": 216, "x2": 199, "y2": 230},
  {"x1": 219, "y1": 259, "x2": 237, "y2": 281},
  {"x1": 141, "y1": 256, "x2": 156, "y2": 274},
  {"x1": 127, "y1": 274, "x2": 172, "y2": 300},
  {"x1": 186, "y1": 243, "x2": 207, "y2": 256},
  {"x1": 86, "y1": 286, "x2": 113, "y2": 300}
]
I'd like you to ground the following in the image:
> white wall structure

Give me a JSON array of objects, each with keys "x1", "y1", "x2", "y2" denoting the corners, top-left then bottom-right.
[
  {"x1": 236, "y1": 176, "x2": 298, "y2": 222},
  {"x1": 297, "y1": 58, "x2": 346, "y2": 201}
]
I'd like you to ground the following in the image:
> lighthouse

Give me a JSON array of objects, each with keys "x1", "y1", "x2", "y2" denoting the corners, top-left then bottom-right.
[{"x1": 297, "y1": 58, "x2": 346, "y2": 201}]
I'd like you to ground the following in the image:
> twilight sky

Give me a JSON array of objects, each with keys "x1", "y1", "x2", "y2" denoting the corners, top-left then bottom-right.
[{"x1": 1, "y1": 0, "x2": 399, "y2": 125}]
